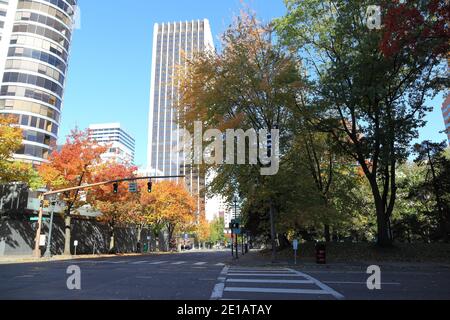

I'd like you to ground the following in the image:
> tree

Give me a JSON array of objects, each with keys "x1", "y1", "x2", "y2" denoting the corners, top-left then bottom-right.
[
  {"x1": 89, "y1": 163, "x2": 138, "y2": 253},
  {"x1": 195, "y1": 216, "x2": 211, "y2": 247},
  {"x1": 209, "y1": 217, "x2": 225, "y2": 245},
  {"x1": 140, "y1": 181, "x2": 196, "y2": 251},
  {"x1": 413, "y1": 141, "x2": 450, "y2": 241},
  {"x1": 276, "y1": 0, "x2": 448, "y2": 246},
  {"x1": 0, "y1": 115, "x2": 42, "y2": 189},
  {"x1": 38, "y1": 129, "x2": 107, "y2": 255},
  {"x1": 176, "y1": 11, "x2": 302, "y2": 260}
]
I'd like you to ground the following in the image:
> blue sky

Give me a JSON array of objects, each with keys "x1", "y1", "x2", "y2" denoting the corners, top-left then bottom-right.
[{"x1": 60, "y1": 0, "x2": 447, "y2": 169}]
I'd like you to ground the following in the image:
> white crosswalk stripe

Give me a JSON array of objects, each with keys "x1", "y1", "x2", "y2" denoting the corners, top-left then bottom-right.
[
  {"x1": 211, "y1": 267, "x2": 345, "y2": 300},
  {"x1": 147, "y1": 261, "x2": 168, "y2": 265},
  {"x1": 171, "y1": 261, "x2": 187, "y2": 265},
  {"x1": 194, "y1": 262, "x2": 207, "y2": 266}
]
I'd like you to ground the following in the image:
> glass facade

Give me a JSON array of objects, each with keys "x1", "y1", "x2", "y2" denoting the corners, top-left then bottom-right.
[
  {"x1": 0, "y1": 0, "x2": 77, "y2": 164},
  {"x1": 147, "y1": 19, "x2": 214, "y2": 215}
]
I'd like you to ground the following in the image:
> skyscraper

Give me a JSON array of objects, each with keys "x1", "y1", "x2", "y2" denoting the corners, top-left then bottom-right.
[
  {"x1": 89, "y1": 123, "x2": 135, "y2": 165},
  {"x1": 147, "y1": 19, "x2": 214, "y2": 215},
  {"x1": 0, "y1": 0, "x2": 77, "y2": 165}
]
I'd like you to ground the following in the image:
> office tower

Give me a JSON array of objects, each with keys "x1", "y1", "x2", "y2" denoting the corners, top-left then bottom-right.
[
  {"x1": 147, "y1": 19, "x2": 214, "y2": 215},
  {"x1": 0, "y1": 0, "x2": 77, "y2": 164},
  {"x1": 443, "y1": 95, "x2": 450, "y2": 143},
  {"x1": 88, "y1": 123, "x2": 135, "y2": 165}
]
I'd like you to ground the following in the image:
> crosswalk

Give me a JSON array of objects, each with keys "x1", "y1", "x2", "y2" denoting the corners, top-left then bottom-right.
[
  {"x1": 68, "y1": 259, "x2": 226, "y2": 268},
  {"x1": 211, "y1": 267, "x2": 345, "y2": 300}
]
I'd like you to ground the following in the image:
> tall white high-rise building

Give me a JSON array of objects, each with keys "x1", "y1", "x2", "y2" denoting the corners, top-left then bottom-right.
[
  {"x1": 0, "y1": 0, "x2": 78, "y2": 165},
  {"x1": 89, "y1": 123, "x2": 135, "y2": 165},
  {"x1": 147, "y1": 19, "x2": 214, "y2": 215}
]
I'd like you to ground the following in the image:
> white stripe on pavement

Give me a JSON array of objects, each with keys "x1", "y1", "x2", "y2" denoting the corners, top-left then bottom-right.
[
  {"x1": 287, "y1": 269, "x2": 345, "y2": 300},
  {"x1": 131, "y1": 261, "x2": 148, "y2": 265},
  {"x1": 148, "y1": 261, "x2": 168, "y2": 265},
  {"x1": 226, "y1": 279, "x2": 314, "y2": 284},
  {"x1": 324, "y1": 281, "x2": 401, "y2": 285},
  {"x1": 226, "y1": 273, "x2": 301, "y2": 277},
  {"x1": 210, "y1": 266, "x2": 229, "y2": 300},
  {"x1": 224, "y1": 287, "x2": 330, "y2": 295},
  {"x1": 171, "y1": 261, "x2": 187, "y2": 265},
  {"x1": 194, "y1": 262, "x2": 207, "y2": 265}
]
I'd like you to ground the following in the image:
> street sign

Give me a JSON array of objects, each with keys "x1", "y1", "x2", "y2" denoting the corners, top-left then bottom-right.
[
  {"x1": 39, "y1": 235, "x2": 46, "y2": 247},
  {"x1": 74, "y1": 240, "x2": 78, "y2": 247},
  {"x1": 30, "y1": 217, "x2": 49, "y2": 222},
  {"x1": 293, "y1": 240, "x2": 299, "y2": 251},
  {"x1": 233, "y1": 228, "x2": 242, "y2": 235},
  {"x1": 128, "y1": 182, "x2": 138, "y2": 193}
]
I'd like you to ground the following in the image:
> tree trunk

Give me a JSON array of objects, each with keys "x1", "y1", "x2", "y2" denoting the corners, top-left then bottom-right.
[
  {"x1": 375, "y1": 205, "x2": 392, "y2": 247},
  {"x1": 324, "y1": 225, "x2": 331, "y2": 242},
  {"x1": 136, "y1": 225, "x2": 142, "y2": 253},
  {"x1": 63, "y1": 214, "x2": 71, "y2": 255}
]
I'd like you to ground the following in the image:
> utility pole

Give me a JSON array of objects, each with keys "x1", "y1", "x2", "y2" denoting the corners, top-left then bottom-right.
[
  {"x1": 44, "y1": 197, "x2": 57, "y2": 258},
  {"x1": 269, "y1": 199, "x2": 277, "y2": 263}
]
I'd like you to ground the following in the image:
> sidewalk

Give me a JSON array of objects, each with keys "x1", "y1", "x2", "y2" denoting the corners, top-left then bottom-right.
[{"x1": 0, "y1": 252, "x2": 164, "y2": 265}]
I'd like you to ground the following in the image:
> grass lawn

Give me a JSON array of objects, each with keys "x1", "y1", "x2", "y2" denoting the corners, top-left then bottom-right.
[{"x1": 260, "y1": 242, "x2": 450, "y2": 264}]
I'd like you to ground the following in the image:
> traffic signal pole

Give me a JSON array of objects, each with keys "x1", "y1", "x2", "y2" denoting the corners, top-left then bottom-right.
[{"x1": 33, "y1": 175, "x2": 184, "y2": 258}]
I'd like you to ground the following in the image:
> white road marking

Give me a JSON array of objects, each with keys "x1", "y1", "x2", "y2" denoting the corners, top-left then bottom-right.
[
  {"x1": 131, "y1": 261, "x2": 148, "y2": 265},
  {"x1": 210, "y1": 266, "x2": 229, "y2": 300},
  {"x1": 224, "y1": 287, "x2": 330, "y2": 295},
  {"x1": 287, "y1": 269, "x2": 345, "y2": 300},
  {"x1": 226, "y1": 279, "x2": 314, "y2": 284},
  {"x1": 194, "y1": 262, "x2": 207, "y2": 265},
  {"x1": 171, "y1": 261, "x2": 187, "y2": 265},
  {"x1": 324, "y1": 281, "x2": 401, "y2": 285},
  {"x1": 226, "y1": 273, "x2": 300, "y2": 277},
  {"x1": 148, "y1": 261, "x2": 168, "y2": 265},
  {"x1": 215, "y1": 263, "x2": 225, "y2": 266}
]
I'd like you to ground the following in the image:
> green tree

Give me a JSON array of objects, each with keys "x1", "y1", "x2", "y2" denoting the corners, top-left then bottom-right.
[
  {"x1": 209, "y1": 217, "x2": 225, "y2": 245},
  {"x1": 276, "y1": 0, "x2": 449, "y2": 246}
]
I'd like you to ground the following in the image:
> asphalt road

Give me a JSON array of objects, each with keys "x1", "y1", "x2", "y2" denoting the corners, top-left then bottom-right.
[{"x1": 0, "y1": 250, "x2": 449, "y2": 300}]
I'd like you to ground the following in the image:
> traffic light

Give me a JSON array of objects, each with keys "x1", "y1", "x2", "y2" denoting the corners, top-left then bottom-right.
[
  {"x1": 147, "y1": 180, "x2": 153, "y2": 193},
  {"x1": 113, "y1": 183, "x2": 119, "y2": 194}
]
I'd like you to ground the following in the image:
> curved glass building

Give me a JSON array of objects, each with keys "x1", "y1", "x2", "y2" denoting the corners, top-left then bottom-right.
[{"x1": 0, "y1": 0, "x2": 77, "y2": 164}]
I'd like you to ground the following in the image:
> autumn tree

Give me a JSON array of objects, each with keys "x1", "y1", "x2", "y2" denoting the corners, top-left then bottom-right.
[
  {"x1": 89, "y1": 162, "x2": 138, "y2": 253},
  {"x1": 195, "y1": 216, "x2": 211, "y2": 247},
  {"x1": 276, "y1": 0, "x2": 449, "y2": 246},
  {"x1": 176, "y1": 12, "x2": 302, "y2": 259},
  {"x1": 0, "y1": 115, "x2": 42, "y2": 189},
  {"x1": 140, "y1": 181, "x2": 196, "y2": 251},
  {"x1": 38, "y1": 129, "x2": 107, "y2": 255}
]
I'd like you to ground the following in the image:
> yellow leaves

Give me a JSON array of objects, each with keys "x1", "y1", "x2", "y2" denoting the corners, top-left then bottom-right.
[{"x1": 139, "y1": 181, "x2": 197, "y2": 232}]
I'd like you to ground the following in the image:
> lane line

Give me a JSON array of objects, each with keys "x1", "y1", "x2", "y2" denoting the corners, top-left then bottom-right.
[
  {"x1": 147, "y1": 261, "x2": 168, "y2": 265},
  {"x1": 131, "y1": 261, "x2": 148, "y2": 265},
  {"x1": 171, "y1": 261, "x2": 187, "y2": 265},
  {"x1": 215, "y1": 263, "x2": 225, "y2": 266},
  {"x1": 287, "y1": 269, "x2": 345, "y2": 300},
  {"x1": 226, "y1": 273, "x2": 301, "y2": 277},
  {"x1": 324, "y1": 281, "x2": 401, "y2": 285},
  {"x1": 226, "y1": 279, "x2": 315, "y2": 284},
  {"x1": 194, "y1": 262, "x2": 207, "y2": 266},
  {"x1": 224, "y1": 287, "x2": 330, "y2": 295},
  {"x1": 210, "y1": 266, "x2": 229, "y2": 300}
]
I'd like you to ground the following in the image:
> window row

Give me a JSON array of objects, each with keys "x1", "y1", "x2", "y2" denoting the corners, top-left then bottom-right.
[
  {"x1": 18, "y1": 0, "x2": 73, "y2": 26},
  {"x1": 5, "y1": 59, "x2": 65, "y2": 84},
  {"x1": 22, "y1": 128, "x2": 56, "y2": 146},
  {"x1": 0, "y1": 98, "x2": 60, "y2": 122},
  {"x1": 2, "y1": 111, "x2": 58, "y2": 135},
  {"x1": 15, "y1": 143, "x2": 50, "y2": 159},
  {"x1": 8, "y1": 47, "x2": 66, "y2": 73},
  {"x1": 16, "y1": 11, "x2": 71, "y2": 38},
  {"x1": 10, "y1": 33, "x2": 68, "y2": 61},
  {"x1": 3, "y1": 72, "x2": 63, "y2": 97},
  {"x1": 21, "y1": 0, "x2": 75, "y2": 17},
  {"x1": 1, "y1": 85, "x2": 61, "y2": 110},
  {"x1": 13, "y1": 23, "x2": 69, "y2": 51}
]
